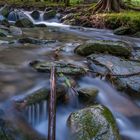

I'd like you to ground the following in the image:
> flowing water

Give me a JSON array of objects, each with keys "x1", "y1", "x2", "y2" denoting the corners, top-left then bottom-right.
[{"x1": 1, "y1": 12, "x2": 140, "y2": 140}]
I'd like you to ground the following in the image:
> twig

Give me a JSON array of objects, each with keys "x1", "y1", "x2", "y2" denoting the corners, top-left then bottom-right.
[{"x1": 48, "y1": 66, "x2": 56, "y2": 140}]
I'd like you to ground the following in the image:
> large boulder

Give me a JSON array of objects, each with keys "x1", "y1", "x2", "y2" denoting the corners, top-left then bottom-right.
[
  {"x1": 88, "y1": 54, "x2": 140, "y2": 96},
  {"x1": 10, "y1": 26, "x2": 22, "y2": 36},
  {"x1": 75, "y1": 40, "x2": 132, "y2": 58},
  {"x1": 15, "y1": 18, "x2": 34, "y2": 28},
  {"x1": 0, "y1": 5, "x2": 10, "y2": 17},
  {"x1": 67, "y1": 105, "x2": 120, "y2": 140},
  {"x1": 43, "y1": 10, "x2": 56, "y2": 20},
  {"x1": 30, "y1": 10, "x2": 40, "y2": 20}
]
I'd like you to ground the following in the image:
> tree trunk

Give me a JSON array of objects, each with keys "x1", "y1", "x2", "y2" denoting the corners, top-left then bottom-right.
[{"x1": 94, "y1": 0, "x2": 122, "y2": 13}]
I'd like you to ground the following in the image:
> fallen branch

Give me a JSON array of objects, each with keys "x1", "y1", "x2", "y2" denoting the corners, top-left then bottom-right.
[{"x1": 48, "y1": 66, "x2": 56, "y2": 140}]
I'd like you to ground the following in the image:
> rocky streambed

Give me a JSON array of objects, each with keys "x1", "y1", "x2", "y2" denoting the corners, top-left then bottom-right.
[{"x1": 0, "y1": 5, "x2": 140, "y2": 140}]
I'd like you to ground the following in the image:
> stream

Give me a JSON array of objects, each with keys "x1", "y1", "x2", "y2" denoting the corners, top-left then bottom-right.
[{"x1": 1, "y1": 11, "x2": 140, "y2": 140}]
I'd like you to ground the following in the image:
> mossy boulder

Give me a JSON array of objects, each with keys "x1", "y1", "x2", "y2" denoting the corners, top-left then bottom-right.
[
  {"x1": 0, "y1": 5, "x2": 10, "y2": 17},
  {"x1": 15, "y1": 18, "x2": 34, "y2": 28},
  {"x1": 43, "y1": 10, "x2": 56, "y2": 20},
  {"x1": 75, "y1": 40, "x2": 132, "y2": 58},
  {"x1": 114, "y1": 26, "x2": 136, "y2": 35},
  {"x1": 88, "y1": 54, "x2": 140, "y2": 96},
  {"x1": 30, "y1": 61, "x2": 86, "y2": 75},
  {"x1": 30, "y1": 10, "x2": 40, "y2": 20},
  {"x1": 67, "y1": 105, "x2": 120, "y2": 140}
]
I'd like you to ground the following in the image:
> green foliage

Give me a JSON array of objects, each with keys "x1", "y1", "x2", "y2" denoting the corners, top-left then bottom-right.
[{"x1": 104, "y1": 11, "x2": 140, "y2": 30}]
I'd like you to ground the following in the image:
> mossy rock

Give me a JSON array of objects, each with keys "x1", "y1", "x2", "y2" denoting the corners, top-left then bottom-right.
[
  {"x1": 114, "y1": 26, "x2": 136, "y2": 35},
  {"x1": 30, "y1": 60, "x2": 86, "y2": 75},
  {"x1": 30, "y1": 10, "x2": 40, "y2": 20},
  {"x1": 43, "y1": 10, "x2": 56, "y2": 20},
  {"x1": 67, "y1": 105, "x2": 120, "y2": 140},
  {"x1": 75, "y1": 40, "x2": 132, "y2": 58},
  {"x1": 15, "y1": 18, "x2": 34, "y2": 28}
]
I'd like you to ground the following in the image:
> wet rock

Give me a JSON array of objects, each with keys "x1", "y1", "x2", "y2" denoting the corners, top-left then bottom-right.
[
  {"x1": 75, "y1": 40, "x2": 132, "y2": 58},
  {"x1": 43, "y1": 10, "x2": 56, "y2": 20},
  {"x1": 0, "y1": 5, "x2": 10, "y2": 17},
  {"x1": 35, "y1": 23, "x2": 47, "y2": 27},
  {"x1": 78, "y1": 87, "x2": 98, "y2": 98},
  {"x1": 67, "y1": 105, "x2": 120, "y2": 140},
  {"x1": 18, "y1": 37, "x2": 56, "y2": 44},
  {"x1": 8, "y1": 10, "x2": 28, "y2": 22},
  {"x1": 88, "y1": 54, "x2": 140, "y2": 96},
  {"x1": 77, "y1": 87, "x2": 99, "y2": 105},
  {"x1": 15, "y1": 18, "x2": 34, "y2": 28},
  {"x1": 30, "y1": 60, "x2": 86, "y2": 75},
  {"x1": 0, "y1": 19, "x2": 10, "y2": 27},
  {"x1": 10, "y1": 26, "x2": 22, "y2": 36},
  {"x1": 114, "y1": 26, "x2": 136, "y2": 35},
  {"x1": 30, "y1": 10, "x2": 40, "y2": 20}
]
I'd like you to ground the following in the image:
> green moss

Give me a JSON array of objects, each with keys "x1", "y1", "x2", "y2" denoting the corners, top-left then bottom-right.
[
  {"x1": 75, "y1": 40, "x2": 131, "y2": 58},
  {"x1": 104, "y1": 11, "x2": 140, "y2": 30},
  {"x1": 102, "y1": 107, "x2": 121, "y2": 140},
  {"x1": 25, "y1": 89, "x2": 49, "y2": 105}
]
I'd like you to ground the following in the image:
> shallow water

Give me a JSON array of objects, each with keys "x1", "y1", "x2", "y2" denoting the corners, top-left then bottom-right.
[{"x1": 1, "y1": 14, "x2": 140, "y2": 140}]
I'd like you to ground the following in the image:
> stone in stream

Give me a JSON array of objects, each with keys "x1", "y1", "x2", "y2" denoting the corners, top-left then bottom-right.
[
  {"x1": 30, "y1": 60, "x2": 86, "y2": 75},
  {"x1": 18, "y1": 37, "x2": 56, "y2": 44},
  {"x1": 77, "y1": 87, "x2": 99, "y2": 105},
  {"x1": 75, "y1": 40, "x2": 132, "y2": 58},
  {"x1": 15, "y1": 18, "x2": 34, "y2": 28},
  {"x1": 43, "y1": 10, "x2": 56, "y2": 20},
  {"x1": 30, "y1": 10, "x2": 40, "y2": 20},
  {"x1": 114, "y1": 26, "x2": 137, "y2": 35},
  {"x1": 88, "y1": 54, "x2": 140, "y2": 96},
  {"x1": 67, "y1": 105, "x2": 120, "y2": 140}
]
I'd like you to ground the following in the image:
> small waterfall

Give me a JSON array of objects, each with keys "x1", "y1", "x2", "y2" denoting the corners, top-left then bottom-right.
[{"x1": 26, "y1": 100, "x2": 48, "y2": 126}]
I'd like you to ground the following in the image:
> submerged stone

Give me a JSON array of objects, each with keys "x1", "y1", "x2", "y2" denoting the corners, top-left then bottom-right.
[
  {"x1": 67, "y1": 105, "x2": 120, "y2": 140},
  {"x1": 30, "y1": 60, "x2": 86, "y2": 75},
  {"x1": 15, "y1": 18, "x2": 34, "y2": 28},
  {"x1": 75, "y1": 40, "x2": 132, "y2": 58},
  {"x1": 18, "y1": 37, "x2": 56, "y2": 45},
  {"x1": 88, "y1": 54, "x2": 140, "y2": 96}
]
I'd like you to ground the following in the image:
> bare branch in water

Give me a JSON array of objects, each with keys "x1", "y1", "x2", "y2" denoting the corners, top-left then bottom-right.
[{"x1": 48, "y1": 66, "x2": 56, "y2": 140}]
